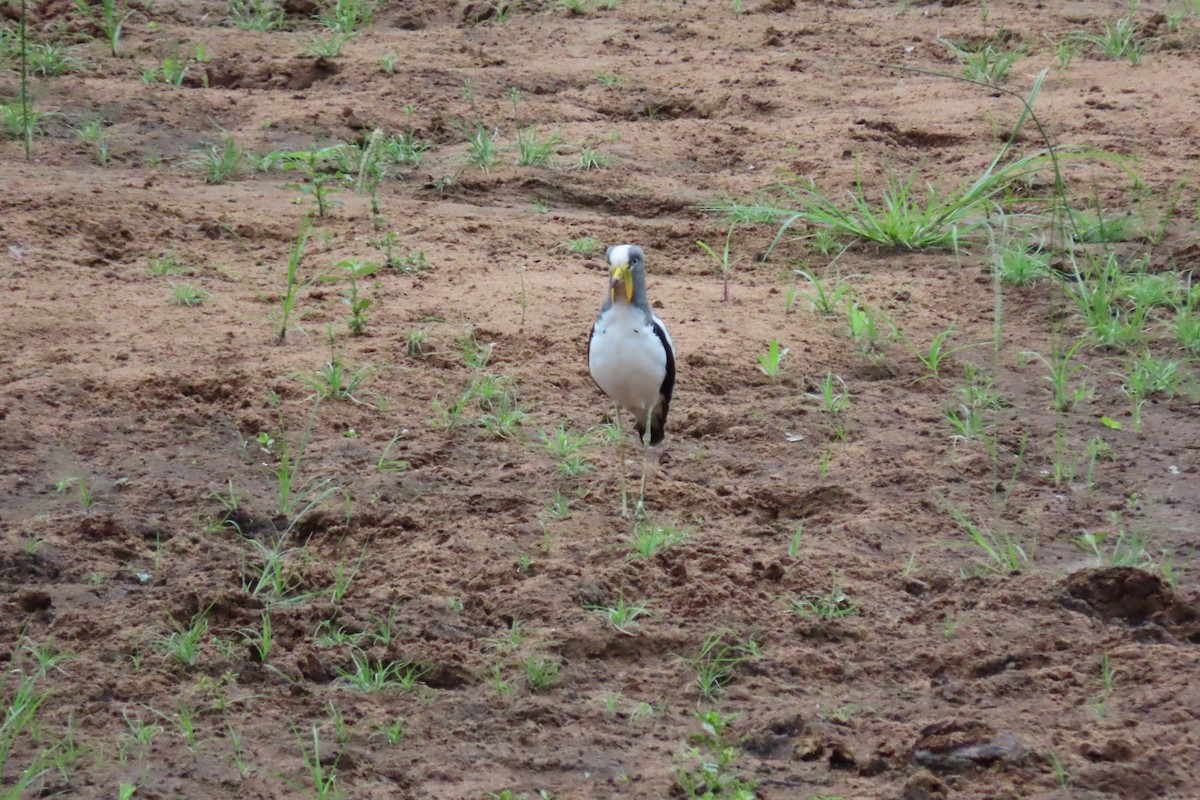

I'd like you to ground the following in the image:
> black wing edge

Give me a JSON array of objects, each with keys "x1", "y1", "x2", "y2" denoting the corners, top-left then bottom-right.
[{"x1": 644, "y1": 320, "x2": 675, "y2": 446}]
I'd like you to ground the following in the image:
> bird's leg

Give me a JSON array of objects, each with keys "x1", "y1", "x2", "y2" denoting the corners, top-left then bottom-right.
[
  {"x1": 614, "y1": 405, "x2": 629, "y2": 517},
  {"x1": 635, "y1": 408, "x2": 653, "y2": 519}
]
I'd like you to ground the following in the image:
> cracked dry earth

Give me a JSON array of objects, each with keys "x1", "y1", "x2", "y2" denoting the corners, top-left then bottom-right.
[{"x1": 2, "y1": 0, "x2": 1200, "y2": 797}]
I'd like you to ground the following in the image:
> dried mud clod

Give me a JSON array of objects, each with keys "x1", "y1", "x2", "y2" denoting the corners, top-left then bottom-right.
[
  {"x1": 1062, "y1": 566, "x2": 1200, "y2": 641},
  {"x1": 911, "y1": 721, "x2": 1029, "y2": 774}
]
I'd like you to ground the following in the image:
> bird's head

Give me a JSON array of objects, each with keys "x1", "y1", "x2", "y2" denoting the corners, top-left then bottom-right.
[{"x1": 607, "y1": 244, "x2": 644, "y2": 305}]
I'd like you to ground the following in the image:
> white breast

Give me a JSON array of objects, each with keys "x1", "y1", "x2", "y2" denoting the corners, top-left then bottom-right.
[{"x1": 589, "y1": 304, "x2": 670, "y2": 420}]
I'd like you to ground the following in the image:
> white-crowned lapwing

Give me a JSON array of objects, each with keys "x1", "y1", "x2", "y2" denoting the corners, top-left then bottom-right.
[{"x1": 587, "y1": 244, "x2": 675, "y2": 516}]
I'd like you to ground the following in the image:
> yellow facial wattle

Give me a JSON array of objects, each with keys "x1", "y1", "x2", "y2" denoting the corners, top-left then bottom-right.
[{"x1": 610, "y1": 264, "x2": 633, "y2": 304}]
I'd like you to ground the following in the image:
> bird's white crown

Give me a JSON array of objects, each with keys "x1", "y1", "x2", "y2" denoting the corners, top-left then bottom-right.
[{"x1": 607, "y1": 244, "x2": 635, "y2": 267}]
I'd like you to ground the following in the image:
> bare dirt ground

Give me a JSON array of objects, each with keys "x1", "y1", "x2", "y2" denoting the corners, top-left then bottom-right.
[{"x1": 2, "y1": 0, "x2": 1200, "y2": 797}]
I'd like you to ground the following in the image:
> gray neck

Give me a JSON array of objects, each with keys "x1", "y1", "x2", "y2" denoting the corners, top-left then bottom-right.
[{"x1": 601, "y1": 264, "x2": 652, "y2": 316}]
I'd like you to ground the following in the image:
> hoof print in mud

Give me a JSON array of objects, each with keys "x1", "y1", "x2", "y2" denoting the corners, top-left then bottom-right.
[
  {"x1": 16, "y1": 589, "x2": 52, "y2": 613},
  {"x1": 744, "y1": 714, "x2": 858, "y2": 770}
]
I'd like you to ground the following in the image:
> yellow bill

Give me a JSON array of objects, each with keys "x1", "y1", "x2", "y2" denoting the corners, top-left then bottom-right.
[{"x1": 610, "y1": 263, "x2": 633, "y2": 304}]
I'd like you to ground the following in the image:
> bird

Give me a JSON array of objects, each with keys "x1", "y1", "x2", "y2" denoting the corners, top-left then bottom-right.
[{"x1": 587, "y1": 244, "x2": 676, "y2": 516}]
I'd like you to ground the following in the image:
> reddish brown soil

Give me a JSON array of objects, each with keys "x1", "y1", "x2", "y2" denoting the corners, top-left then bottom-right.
[{"x1": 2, "y1": 0, "x2": 1200, "y2": 797}]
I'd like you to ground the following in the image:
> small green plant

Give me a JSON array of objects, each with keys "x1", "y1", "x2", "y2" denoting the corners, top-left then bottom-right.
[
  {"x1": 429, "y1": 388, "x2": 474, "y2": 431},
  {"x1": 459, "y1": 332, "x2": 494, "y2": 369},
  {"x1": 485, "y1": 0, "x2": 513, "y2": 22},
  {"x1": 56, "y1": 476, "x2": 96, "y2": 510},
  {"x1": 381, "y1": 130, "x2": 430, "y2": 166},
  {"x1": 1072, "y1": 14, "x2": 1143, "y2": 64},
  {"x1": 586, "y1": 590, "x2": 653, "y2": 634},
  {"x1": 1070, "y1": 207, "x2": 1134, "y2": 243},
  {"x1": 596, "y1": 71, "x2": 626, "y2": 88},
  {"x1": 991, "y1": 233, "x2": 1050, "y2": 285},
  {"x1": 305, "y1": 353, "x2": 372, "y2": 401},
  {"x1": 227, "y1": 0, "x2": 284, "y2": 29},
  {"x1": 783, "y1": 285, "x2": 799, "y2": 314},
  {"x1": 958, "y1": 365, "x2": 1005, "y2": 414},
  {"x1": 377, "y1": 52, "x2": 397, "y2": 74},
  {"x1": 119, "y1": 712, "x2": 162, "y2": 762},
  {"x1": 697, "y1": 223, "x2": 742, "y2": 302},
  {"x1": 1174, "y1": 305, "x2": 1200, "y2": 354},
  {"x1": 807, "y1": 372, "x2": 851, "y2": 418},
  {"x1": 471, "y1": 374, "x2": 526, "y2": 438},
  {"x1": 403, "y1": 329, "x2": 430, "y2": 358},
  {"x1": 793, "y1": 266, "x2": 854, "y2": 315},
  {"x1": 375, "y1": 717, "x2": 406, "y2": 745},
  {"x1": 1167, "y1": 0, "x2": 1200, "y2": 27},
  {"x1": 1025, "y1": 338, "x2": 1091, "y2": 412},
  {"x1": 1090, "y1": 652, "x2": 1118, "y2": 717},
  {"x1": 152, "y1": 607, "x2": 210, "y2": 666},
  {"x1": 318, "y1": 0, "x2": 375, "y2": 33},
  {"x1": 675, "y1": 710, "x2": 758, "y2": 799},
  {"x1": 1074, "y1": 527, "x2": 1156, "y2": 571},
  {"x1": 546, "y1": 490, "x2": 571, "y2": 520},
  {"x1": 295, "y1": 725, "x2": 340, "y2": 799},
  {"x1": 488, "y1": 663, "x2": 514, "y2": 698},
  {"x1": 283, "y1": 154, "x2": 344, "y2": 217},
  {"x1": 564, "y1": 236, "x2": 603, "y2": 254},
  {"x1": 707, "y1": 97, "x2": 1071, "y2": 252},
  {"x1": 29, "y1": 41, "x2": 79, "y2": 76},
  {"x1": 578, "y1": 148, "x2": 612, "y2": 170},
  {"x1": 684, "y1": 631, "x2": 761, "y2": 700},
  {"x1": 256, "y1": 396, "x2": 337, "y2": 524},
  {"x1": 1118, "y1": 354, "x2": 1185, "y2": 431},
  {"x1": 21, "y1": 638, "x2": 73, "y2": 677},
  {"x1": 277, "y1": 219, "x2": 312, "y2": 341},
  {"x1": 1046, "y1": 748, "x2": 1074, "y2": 789},
  {"x1": 557, "y1": 0, "x2": 591, "y2": 14},
  {"x1": 756, "y1": 339, "x2": 788, "y2": 377},
  {"x1": 377, "y1": 433, "x2": 410, "y2": 472},
  {"x1": 910, "y1": 324, "x2": 979, "y2": 379},
  {"x1": 515, "y1": 127, "x2": 559, "y2": 167},
  {"x1": 327, "y1": 549, "x2": 364, "y2": 604},
  {"x1": 789, "y1": 576, "x2": 859, "y2": 619},
  {"x1": 305, "y1": 31, "x2": 353, "y2": 57},
  {"x1": 74, "y1": 118, "x2": 111, "y2": 165},
  {"x1": 485, "y1": 618, "x2": 524, "y2": 653},
  {"x1": 241, "y1": 611, "x2": 273, "y2": 663},
  {"x1": 193, "y1": 136, "x2": 244, "y2": 184},
  {"x1": 248, "y1": 149, "x2": 284, "y2": 172},
  {"x1": 323, "y1": 260, "x2": 377, "y2": 336},
  {"x1": 170, "y1": 283, "x2": 210, "y2": 307},
  {"x1": 0, "y1": 670, "x2": 47, "y2": 786},
  {"x1": 846, "y1": 300, "x2": 880, "y2": 352},
  {"x1": 538, "y1": 424, "x2": 593, "y2": 476},
  {"x1": 938, "y1": 37, "x2": 1023, "y2": 85},
  {"x1": 147, "y1": 701, "x2": 200, "y2": 754},
  {"x1": 1126, "y1": 353, "x2": 1185, "y2": 398},
  {"x1": 1, "y1": 99, "x2": 49, "y2": 154},
  {"x1": 626, "y1": 519, "x2": 689, "y2": 558},
  {"x1": 154, "y1": 42, "x2": 189, "y2": 85},
  {"x1": 1053, "y1": 36, "x2": 1081, "y2": 69},
  {"x1": 78, "y1": 0, "x2": 135, "y2": 57},
  {"x1": 465, "y1": 127, "x2": 499, "y2": 172},
  {"x1": 335, "y1": 651, "x2": 425, "y2": 692},
  {"x1": 524, "y1": 655, "x2": 560, "y2": 693},
  {"x1": 946, "y1": 501, "x2": 1026, "y2": 574},
  {"x1": 787, "y1": 523, "x2": 804, "y2": 557}
]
